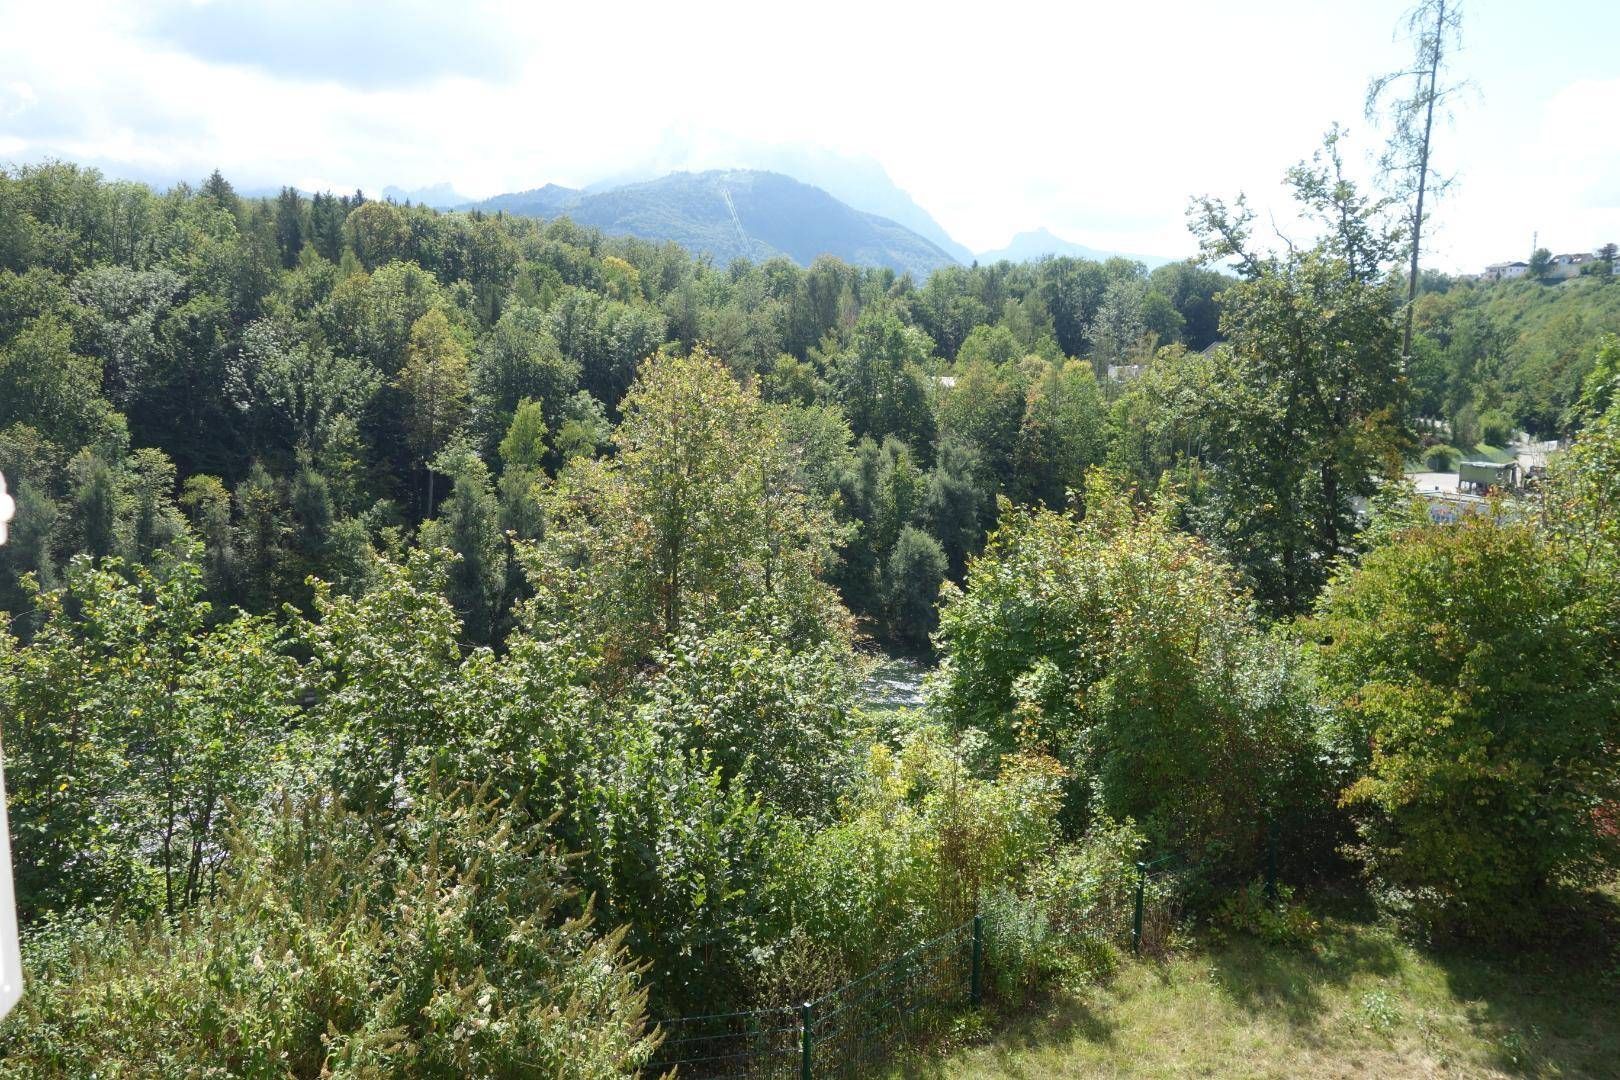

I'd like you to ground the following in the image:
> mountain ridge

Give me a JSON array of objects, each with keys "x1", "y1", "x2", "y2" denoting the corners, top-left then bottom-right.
[
  {"x1": 472, "y1": 169, "x2": 960, "y2": 278},
  {"x1": 976, "y1": 226, "x2": 1175, "y2": 268}
]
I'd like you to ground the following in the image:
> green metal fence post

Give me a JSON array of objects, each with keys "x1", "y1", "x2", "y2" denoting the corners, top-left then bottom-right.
[
  {"x1": 1131, "y1": 861, "x2": 1146, "y2": 956},
  {"x1": 800, "y1": 1001, "x2": 813, "y2": 1080},
  {"x1": 1265, "y1": 817, "x2": 1278, "y2": 910},
  {"x1": 970, "y1": 914, "x2": 983, "y2": 1007}
]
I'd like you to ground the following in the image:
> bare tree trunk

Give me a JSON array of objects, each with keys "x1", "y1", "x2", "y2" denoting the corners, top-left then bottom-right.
[{"x1": 1403, "y1": 0, "x2": 1445, "y2": 360}]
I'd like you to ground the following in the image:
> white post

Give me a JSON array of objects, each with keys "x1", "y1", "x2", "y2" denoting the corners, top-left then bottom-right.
[{"x1": 0, "y1": 470, "x2": 22, "y2": 1019}]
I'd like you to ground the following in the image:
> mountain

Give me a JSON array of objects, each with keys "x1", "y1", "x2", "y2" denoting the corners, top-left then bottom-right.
[
  {"x1": 977, "y1": 227, "x2": 1174, "y2": 269},
  {"x1": 381, "y1": 182, "x2": 472, "y2": 209},
  {"x1": 475, "y1": 170, "x2": 960, "y2": 278},
  {"x1": 724, "y1": 145, "x2": 975, "y2": 264},
  {"x1": 531, "y1": 139, "x2": 976, "y2": 263},
  {"x1": 477, "y1": 183, "x2": 584, "y2": 217}
]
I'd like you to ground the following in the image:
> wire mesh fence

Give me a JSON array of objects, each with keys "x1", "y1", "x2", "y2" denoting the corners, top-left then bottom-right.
[
  {"x1": 647, "y1": 1006, "x2": 802, "y2": 1079},
  {"x1": 645, "y1": 918, "x2": 979, "y2": 1078},
  {"x1": 646, "y1": 836, "x2": 1254, "y2": 1077},
  {"x1": 801, "y1": 918, "x2": 977, "y2": 1077}
]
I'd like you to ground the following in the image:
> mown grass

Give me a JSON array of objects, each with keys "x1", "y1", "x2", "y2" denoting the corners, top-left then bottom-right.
[
  {"x1": 1405, "y1": 442, "x2": 1520, "y2": 471},
  {"x1": 894, "y1": 898, "x2": 1620, "y2": 1079}
]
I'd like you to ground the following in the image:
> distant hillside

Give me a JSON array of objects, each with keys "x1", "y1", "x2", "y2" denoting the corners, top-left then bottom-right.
[
  {"x1": 474, "y1": 170, "x2": 959, "y2": 277},
  {"x1": 725, "y1": 144, "x2": 975, "y2": 263},
  {"x1": 381, "y1": 182, "x2": 471, "y2": 209},
  {"x1": 978, "y1": 227, "x2": 1174, "y2": 269},
  {"x1": 477, "y1": 183, "x2": 584, "y2": 218}
]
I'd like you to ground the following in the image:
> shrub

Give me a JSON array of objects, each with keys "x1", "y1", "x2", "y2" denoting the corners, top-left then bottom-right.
[
  {"x1": 1424, "y1": 444, "x2": 1460, "y2": 471},
  {"x1": 1, "y1": 552, "x2": 298, "y2": 922},
  {"x1": 1028, "y1": 815, "x2": 1148, "y2": 945},
  {"x1": 1311, "y1": 511, "x2": 1620, "y2": 938},
  {"x1": 1479, "y1": 409, "x2": 1514, "y2": 447},
  {"x1": 1213, "y1": 880, "x2": 1321, "y2": 948},
  {"x1": 931, "y1": 474, "x2": 1330, "y2": 863},
  {"x1": 0, "y1": 786, "x2": 659, "y2": 1078},
  {"x1": 980, "y1": 887, "x2": 1061, "y2": 1000},
  {"x1": 784, "y1": 728, "x2": 1065, "y2": 985},
  {"x1": 637, "y1": 622, "x2": 860, "y2": 820}
]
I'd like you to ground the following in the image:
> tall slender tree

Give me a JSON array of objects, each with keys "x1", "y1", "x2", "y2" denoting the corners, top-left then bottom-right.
[{"x1": 1366, "y1": 0, "x2": 1466, "y2": 359}]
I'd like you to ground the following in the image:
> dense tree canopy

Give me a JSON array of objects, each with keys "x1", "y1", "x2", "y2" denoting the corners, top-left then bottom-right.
[{"x1": 2, "y1": 151, "x2": 1618, "y2": 1070}]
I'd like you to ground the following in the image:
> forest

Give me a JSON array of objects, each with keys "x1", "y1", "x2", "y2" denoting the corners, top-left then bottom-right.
[{"x1": 0, "y1": 128, "x2": 1619, "y2": 1075}]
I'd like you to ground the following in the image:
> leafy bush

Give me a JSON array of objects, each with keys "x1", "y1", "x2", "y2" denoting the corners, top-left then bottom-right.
[
  {"x1": 931, "y1": 474, "x2": 1330, "y2": 863},
  {"x1": 784, "y1": 728, "x2": 1065, "y2": 985},
  {"x1": 302, "y1": 550, "x2": 466, "y2": 810},
  {"x1": 1479, "y1": 409, "x2": 1514, "y2": 447},
  {"x1": 0, "y1": 786, "x2": 659, "y2": 1078},
  {"x1": 980, "y1": 887, "x2": 1062, "y2": 1000},
  {"x1": 445, "y1": 617, "x2": 794, "y2": 1020},
  {"x1": 1213, "y1": 880, "x2": 1321, "y2": 948},
  {"x1": 1423, "y1": 443, "x2": 1460, "y2": 471},
  {"x1": 1028, "y1": 815, "x2": 1147, "y2": 945},
  {"x1": 637, "y1": 621, "x2": 859, "y2": 820},
  {"x1": 1, "y1": 552, "x2": 298, "y2": 922},
  {"x1": 1312, "y1": 511, "x2": 1620, "y2": 938}
]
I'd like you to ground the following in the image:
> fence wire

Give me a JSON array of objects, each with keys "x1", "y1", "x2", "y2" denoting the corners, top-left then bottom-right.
[
  {"x1": 647, "y1": 1006, "x2": 801, "y2": 1079},
  {"x1": 647, "y1": 841, "x2": 1234, "y2": 1077},
  {"x1": 645, "y1": 920, "x2": 975, "y2": 1078}
]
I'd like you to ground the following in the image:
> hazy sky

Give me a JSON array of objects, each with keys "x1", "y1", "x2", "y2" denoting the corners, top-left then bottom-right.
[{"x1": 2, "y1": 0, "x2": 1616, "y2": 270}]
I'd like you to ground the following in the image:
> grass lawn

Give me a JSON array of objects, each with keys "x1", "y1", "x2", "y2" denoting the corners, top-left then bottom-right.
[
  {"x1": 901, "y1": 904, "x2": 1620, "y2": 1079},
  {"x1": 1405, "y1": 443, "x2": 1519, "y2": 472},
  {"x1": 1458, "y1": 443, "x2": 1519, "y2": 464}
]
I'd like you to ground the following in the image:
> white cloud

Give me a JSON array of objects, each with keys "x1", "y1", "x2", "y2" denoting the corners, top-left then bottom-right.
[{"x1": 1, "y1": 0, "x2": 1615, "y2": 269}]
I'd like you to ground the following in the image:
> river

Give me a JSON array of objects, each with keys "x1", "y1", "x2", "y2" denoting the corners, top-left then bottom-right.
[{"x1": 859, "y1": 655, "x2": 930, "y2": 711}]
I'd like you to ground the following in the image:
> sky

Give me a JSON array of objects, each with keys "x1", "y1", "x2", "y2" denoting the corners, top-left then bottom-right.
[{"x1": 1, "y1": 0, "x2": 1617, "y2": 271}]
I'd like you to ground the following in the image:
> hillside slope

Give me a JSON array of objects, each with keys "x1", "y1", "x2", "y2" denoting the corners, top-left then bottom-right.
[
  {"x1": 475, "y1": 170, "x2": 960, "y2": 277},
  {"x1": 977, "y1": 226, "x2": 1174, "y2": 268}
]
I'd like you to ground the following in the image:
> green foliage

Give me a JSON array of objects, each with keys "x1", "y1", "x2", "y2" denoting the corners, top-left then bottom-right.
[
  {"x1": 980, "y1": 886, "x2": 1064, "y2": 999},
  {"x1": 1027, "y1": 816, "x2": 1148, "y2": 943},
  {"x1": 0, "y1": 786, "x2": 659, "y2": 1078},
  {"x1": 473, "y1": 304, "x2": 577, "y2": 455},
  {"x1": 497, "y1": 395, "x2": 549, "y2": 468},
  {"x1": 1413, "y1": 278, "x2": 1620, "y2": 435},
  {"x1": 638, "y1": 625, "x2": 860, "y2": 820},
  {"x1": 1, "y1": 552, "x2": 297, "y2": 922},
  {"x1": 302, "y1": 550, "x2": 466, "y2": 808},
  {"x1": 785, "y1": 729, "x2": 1065, "y2": 980},
  {"x1": 420, "y1": 440, "x2": 507, "y2": 644},
  {"x1": 932, "y1": 475, "x2": 1328, "y2": 858},
  {"x1": 965, "y1": 815, "x2": 1151, "y2": 1000},
  {"x1": 1528, "y1": 247, "x2": 1552, "y2": 281},
  {"x1": 1423, "y1": 443, "x2": 1460, "y2": 471},
  {"x1": 830, "y1": 306, "x2": 938, "y2": 450},
  {"x1": 6, "y1": 156, "x2": 1620, "y2": 1069},
  {"x1": 1311, "y1": 511, "x2": 1620, "y2": 937},
  {"x1": 0, "y1": 313, "x2": 123, "y2": 452},
  {"x1": 538, "y1": 347, "x2": 850, "y2": 665},
  {"x1": 1181, "y1": 132, "x2": 1413, "y2": 613},
  {"x1": 1213, "y1": 881, "x2": 1321, "y2": 948},
  {"x1": 882, "y1": 525, "x2": 948, "y2": 653},
  {"x1": 396, "y1": 306, "x2": 471, "y2": 507},
  {"x1": 1478, "y1": 408, "x2": 1514, "y2": 447}
]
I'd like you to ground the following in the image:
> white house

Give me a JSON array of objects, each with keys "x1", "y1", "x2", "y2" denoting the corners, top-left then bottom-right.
[
  {"x1": 1483, "y1": 261, "x2": 1528, "y2": 281},
  {"x1": 1547, "y1": 252, "x2": 1595, "y2": 280}
]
